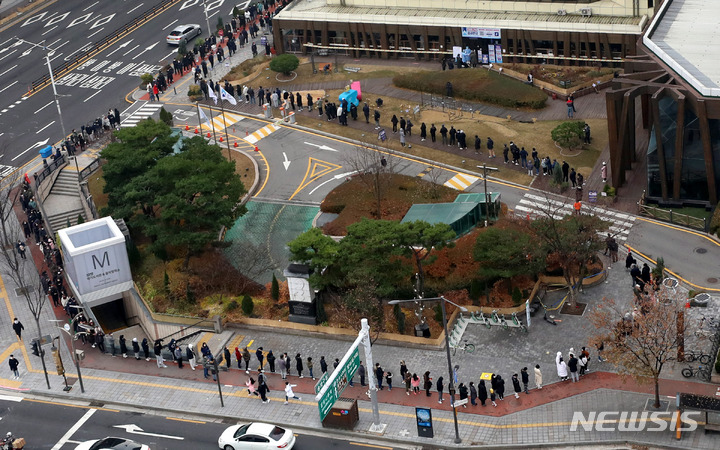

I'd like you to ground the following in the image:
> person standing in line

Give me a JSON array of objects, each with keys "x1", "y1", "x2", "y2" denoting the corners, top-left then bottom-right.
[
  {"x1": 385, "y1": 370, "x2": 393, "y2": 391},
  {"x1": 478, "y1": 380, "x2": 488, "y2": 406},
  {"x1": 440, "y1": 125, "x2": 448, "y2": 145},
  {"x1": 131, "y1": 338, "x2": 140, "y2": 360},
  {"x1": 469, "y1": 381, "x2": 478, "y2": 406},
  {"x1": 224, "y1": 346, "x2": 231, "y2": 370},
  {"x1": 420, "y1": 123, "x2": 427, "y2": 141},
  {"x1": 404, "y1": 372, "x2": 412, "y2": 395},
  {"x1": 399, "y1": 128, "x2": 406, "y2": 147},
  {"x1": 8, "y1": 355, "x2": 19, "y2": 379},
  {"x1": 490, "y1": 388, "x2": 497, "y2": 407},
  {"x1": 307, "y1": 357, "x2": 314, "y2": 380},
  {"x1": 242, "y1": 347, "x2": 251, "y2": 373},
  {"x1": 579, "y1": 347, "x2": 590, "y2": 375},
  {"x1": 521, "y1": 367, "x2": 530, "y2": 394},
  {"x1": 256, "y1": 347, "x2": 264, "y2": 372},
  {"x1": 375, "y1": 363, "x2": 384, "y2": 390},
  {"x1": 423, "y1": 371, "x2": 432, "y2": 396},
  {"x1": 284, "y1": 353, "x2": 292, "y2": 377},
  {"x1": 496, "y1": 375, "x2": 505, "y2": 400},
  {"x1": 284, "y1": 382, "x2": 301, "y2": 404},
  {"x1": 358, "y1": 362, "x2": 366, "y2": 386},
  {"x1": 175, "y1": 345, "x2": 183, "y2": 369},
  {"x1": 12, "y1": 318, "x2": 24, "y2": 340},
  {"x1": 597, "y1": 342, "x2": 605, "y2": 362},
  {"x1": 278, "y1": 355, "x2": 287, "y2": 380},
  {"x1": 267, "y1": 350, "x2": 276, "y2": 372},
  {"x1": 391, "y1": 115, "x2": 398, "y2": 132},
  {"x1": 487, "y1": 137, "x2": 495, "y2": 158},
  {"x1": 430, "y1": 124, "x2": 437, "y2": 143},
  {"x1": 534, "y1": 364, "x2": 543, "y2": 389},
  {"x1": 436, "y1": 376, "x2": 444, "y2": 403},
  {"x1": 119, "y1": 335, "x2": 128, "y2": 358},
  {"x1": 154, "y1": 340, "x2": 167, "y2": 368},
  {"x1": 556, "y1": 352, "x2": 568, "y2": 381},
  {"x1": 411, "y1": 373, "x2": 420, "y2": 394},
  {"x1": 140, "y1": 338, "x2": 148, "y2": 361},
  {"x1": 235, "y1": 347, "x2": 243, "y2": 370},
  {"x1": 186, "y1": 344, "x2": 197, "y2": 370},
  {"x1": 320, "y1": 356, "x2": 328, "y2": 374},
  {"x1": 568, "y1": 353, "x2": 579, "y2": 383},
  {"x1": 512, "y1": 374, "x2": 521, "y2": 399},
  {"x1": 373, "y1": 110, "x2": 380, "y2": 129},
  {"x1": 458, "y1": 383, "x2": 468, "y2": 408},
  {"x1": 363, "y1": 102, "x2": 370, "y2": 123},
  {"x1": 295, "y1": 353, "x2": 304, "y2": 378}
]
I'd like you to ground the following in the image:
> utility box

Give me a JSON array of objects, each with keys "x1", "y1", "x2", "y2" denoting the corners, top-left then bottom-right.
[{"x1": 321, "y1": 397, "x2": 359, "y2": 430}]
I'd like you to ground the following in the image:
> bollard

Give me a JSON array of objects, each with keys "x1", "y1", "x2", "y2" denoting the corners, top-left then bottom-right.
[
  {"x1": 194, "y1": 128, "x2": 199, "y2": 134},
  {"x1": 254, "y1": 145, "x2": 259, "y2": 152},
  {"x1": 288, "y1": 112, "x2": 296, "y2": 124},
  {"x1": 185, "y1": 125, "x2": 189, "y2": 130},
  {"x1": 234, "y1": 142, "x2": 238, "y2": 147},
  {"x1": 207, "y1": 132, "x2": 211, "y2": 138},
  {"x1": 219, "y1": 137, "x2": 224, "y2": 142},
  {"x1": 263, "y1": 103, "x2": 272, "y2": 119}
]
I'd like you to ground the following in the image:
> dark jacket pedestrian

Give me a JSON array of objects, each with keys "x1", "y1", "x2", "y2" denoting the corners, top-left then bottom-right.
[
  {"x1": 391, "y1": 115, "x2": 398, "y2": 132},
  {"x1": 267, "y1": 350, "x2": 276, "y2": 372},
  {"x1": 458, "y1": 383, "x2": 468, "y2": 408},
  {"x1": 256, "y1": 347, "x2": 265, "y2": 371},
  {"x1": 119, "y1": 335, "x2": 128, "y2": 358},
  {"x1": 521, "y1": 367, "x2": 530, "y2": 393},
  {"x1": 375, "y1": 363, "x2": 384, "y2": 389},
  {"x1": 399, "y1": 360, "x2": 408, "y2": 381},
  {"x1": 224, "y1": 347, "x2": 231, "y2": 370},
  {"x1": 423, "y1": 371, "x2": 432, "y2": 396},
  {"x1": 436, "y1": 376, "x2": 444, "y2": 403},
  {"x1": 175, "y1": 346, "x2": 184, "y2": 369},
  {"x1": 12, "y1": 318, "x2": 24, "y2": 340},
  {"x1": 469, "y1": 381, "x2": 478, "y2": 406},
  {"x1": 430, "y1": 124, "x2": 437, "y2": 142},
  {"x1": 295, "y1": 353, "x2": 304, "y2": 378},
  {"x1": 141, "y1": 338, "x2": 149, "y2": 360},
  {"x1": 320, "y1": 356, "x2": 328, "y2": 373},
  {"x1": 496, "y1": 375, "x2": 505, "y2": 400},
  {"x1": 479, "y1": 380, "x2": 489, "y2": 405},
  {"x1": 242, "y1": 347, "x2": 251, "y2": 372},
  {"x1": 8, "y1": 355, "x2": 19, "y2": 378},
  {"x1": 132, "y1": 338, "x2": 140, "y2": 360},
  {"x1": 512, "y1": 374, "x2": 522, "y2": 398},
  {"x1": 359, "y1": 363, "x2": 366, "y2": 386}
]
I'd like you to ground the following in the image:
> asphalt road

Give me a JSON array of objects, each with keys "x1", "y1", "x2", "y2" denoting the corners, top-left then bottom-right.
[
  {"x1": 0, "y1": 395, "x2": 409, "y2": 450},
  {"x1": 0, "y1": 0, "x2": 252, "y2": 171}
]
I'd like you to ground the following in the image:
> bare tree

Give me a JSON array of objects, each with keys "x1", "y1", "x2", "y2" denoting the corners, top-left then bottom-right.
[
  {"x1": 342, "y1": 141, "x2": 398, "y2": 219},
  {"x1": 589, "y1": 288, "x2": 686, "y2": 409},
  {"x1": 0, "y1": 177, "x2": 51, "y2": 389}
]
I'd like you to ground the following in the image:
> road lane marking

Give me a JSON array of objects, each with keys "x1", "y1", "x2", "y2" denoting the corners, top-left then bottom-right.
[
  {"x1": 35, "y1": 121, "x2": 55, "y2": 134},
  {"x1": 349, "y1": 443, "x2": 393, "y2": 450},
  {"x1": 0, "y1": 394, "x2": 22, "y2": 402},
  {"x1": 87, "y1": 27, "x2": 104, "y2": 39},
  {"x1": 0, "y1": 50, "x2": 17, "y2": 61},
  {"x1": 0, "y1": 65, "x2": 17, "y2": 77},
  {"x1": 163, "y1": 19, "x2": 178, "y2": 30},
  {"x1": 127, "y1": 3, "x2": 144, "y2": 14},
  {"x1": 289, "y1": 158, "x2": 343, "y2": 201},
  {"x1": 83, "y1": 1, "x2": 99, "y2": 11},
  {"x1": 122, "y1": 45, "x2": 140, "y2": 56},
  {"x1": 34, "y1": 101, "x2": 54, "y2": 114},
  {"x1": 444, "y1": 173, "x2": 479, "y2": 191},
  {"x1": 166, "y1": 417, "x2": 205, "y2": 424},
  {"x1": 0, "y1": 81, "x2": 18, "y2": 93},
  {"x1": 83, "y1": 90, "x2": 102, "y2": 102},
  {"x1": 244, "y1": 123, "x2": 280, "y2": 144},
  {"x1": 52, "y1": 409, "x2": 97, "y2": 450},
  {"x1": 41, "y1": 26, "x2": 57, "y2": 36}
]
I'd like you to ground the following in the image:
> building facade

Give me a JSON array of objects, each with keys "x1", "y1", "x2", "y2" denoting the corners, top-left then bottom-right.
[
  {"x1": 606, "y1": 0, "x2": 720, "y2": 206},
  {"x1": 273, "y1": 0, "x2": 658, "y2": 65}
]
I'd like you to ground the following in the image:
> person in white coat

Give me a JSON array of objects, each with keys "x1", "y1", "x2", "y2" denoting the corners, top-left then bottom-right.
[
  {"x1": 534, "y1": 364, "x2": 543, "y2": 389},
  {"x1": 556, "y1": 351, "x2": 568, "y2": 381},
  {"x1": 284, "y1": 382, "x2": 301, "y2": 405}
]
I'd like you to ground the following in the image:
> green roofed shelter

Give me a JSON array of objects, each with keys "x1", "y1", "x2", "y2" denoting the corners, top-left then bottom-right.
[{"x1": 401, "y1": 192, "x2": 500, "y2": 236}]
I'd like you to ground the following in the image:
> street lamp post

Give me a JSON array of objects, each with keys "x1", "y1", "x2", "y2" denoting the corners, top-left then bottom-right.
[
  {"x1": 477, "y1": 164, "x2": 498, "y2": 227},
  {"x1": 51, "y1": 316, "x2": 87, "y2": 393},
  {"x1": 16, "y1": 38, "x2": 67, "y2": 139},
  {"x1": 201, "y1": 0, "x2": 212, "y2": 39},
  {"x1": 389, "y1": 296, "x2": 466, "y2": 444}
]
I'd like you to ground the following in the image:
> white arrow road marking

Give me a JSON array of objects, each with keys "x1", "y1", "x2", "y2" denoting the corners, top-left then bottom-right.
[
  {"x1": 309, "y1": 171, "x2": 357, "y2": 195},
  {"x1": 113, "y1": 424, "x2": 185, "y2": 440},
  {"x1": 107, "y1": 39, "x2": 133, "y2": 57},
  {"x1": 122, "y1": 45, "x2": 140, "y2": 57},
  {"x1": 135, "y1": 42, "x2": 158, "y2": 58},
  {"x1": 282, "y1": 152, "x2": 291, "y2": 170},
  {"x1": 304, "y1": 142, "x2": 338, "y2": 152},
  {"x1": 51, "y1": 408, "x2": 96, "y2": 450},
  {"x1": 13, "y1": 138, "x2": 49, "y2": 161}
]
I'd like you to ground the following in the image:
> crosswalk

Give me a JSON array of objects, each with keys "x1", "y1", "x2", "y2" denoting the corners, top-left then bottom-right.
[
  {"x1": 444, "y1": 173, "x2": 479, "y2": 191},
  {"x1": 200, "y1": 111, "x2": 245, "y2": 132},
  {"x1": 515, "y1": 192, "x2": 636, "y2": 240},
  {"x1": 0, "y1": 165, "x2": 18, "y2": 179},
  {"x1": 244, "y1": 123, "x2": 281, "y2": 145},
  {"x1": 120, "y1": 102, "x2": 163, "y2": 128}
]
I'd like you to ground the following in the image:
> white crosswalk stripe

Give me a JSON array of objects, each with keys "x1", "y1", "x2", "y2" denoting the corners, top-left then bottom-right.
[
  {"x1": 0, "y1": 165, "x2": 17, "y2": 178},
  {"x1": 120, "y1": 103, "x2": 163, "y2": 128},
  {"x1": 514, "y1": 193, "x2": 635, "y2": 240}
]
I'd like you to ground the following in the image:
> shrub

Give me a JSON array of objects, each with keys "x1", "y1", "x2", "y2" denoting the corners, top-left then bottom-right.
[
  {"x1": 469, "y1": 279, "x2": 482, "y2": 304},
  {"x1": 225, "y1": 300, "x2": 239, "y2": 312},
  {"x1": 551, "y1": 121, "x2": 585, "y2": 150},
  {"x1": 177, "y1": 40, "x2": 187, "y2": 56},
  {"x1": 603, "y1": 184, "x2": 616, "y2": 196},
  {"x1": 652, "y1": 257, "x2": 665, "y2": 281},
  {"x1": 186, "y1": 283, "x2": 196, "y2": 304},
  {"x1": 269, "y1": 53, "x2": 300, "y2": 76},
  {"x1": 217, "y1": 17, "x2": 224, "y2": 31},
  {"x1": 140, "y1": 73, "x2": 154, "y2": 86},
  {"x1": 716, "y1": 350, "x2": 720, "y2": 374},
  {"x1": 512, "y1": 286, "x2": 523, "y2": 306},
  {"x1": 551, "y1": 164, "x2": 564, "y2": 186},
  {"x1": 709, "y1": 202, "x2": 720, "y2": 236},
  {"x1": 126, "y1": 240, "x2": 141, "y2": 268},
  {"x1": 434, "y1": 303, "x2": 443, "y2": 323},
  {"x1": 77, "y1": 214, "x2": 84, "y2": 225},
  {"x1": 163, "y1": 271, "x2": 170, "y2": 295},
  {"x1": 242, "y1": 294, "x2": 254, "y2": 315},
  {"x1": 271, "y1": 274, "x2": 279, "y2": 301},
  {"x1": 393, "y1": 304, "x2": 406, "y2": 334},
  {"x1": 393, "y1": 69, "x2": 547, "y2": 109},
  {"x1": 188, "y1": 84, "x2": 203, "y2": 101},
  {"x1": 159, "y1": 107, "x2": 173, "y2": 127},
  {"x1": 316, "y1": 295, "x2": 327, "y2": 323},
  {"x1": 233, "y1": 6, "x2": 241, "y2": 17}
]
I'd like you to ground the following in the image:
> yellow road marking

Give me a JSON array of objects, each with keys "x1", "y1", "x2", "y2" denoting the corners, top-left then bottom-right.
[
  {"x1": 636, "y1": 216, "x2": 720, "y2": 247},
  {"x1": 246, "y1": 339, "x2": 254, "y2": 349},
  {"x1": 226, "y1": 334, "x2": 245, "y2": 351},
  {"x1": 166, "y1": 417, "x2": 206, "y2": 424},
  {"x1": 349, "y1": 443, "x2": 394, "y2": 449},
  {"x1": 625, "y1": 244, "x2": 720, "y2": 292},
  {"x1": 288, "y1": 158, "x2": 342, "y2": 201},
  {"x1": 0, "y1": 378, "x2": 22, "y2": 389},
  {"x1": 0, "y1": 342, "x2": 20, "y2": 364}
]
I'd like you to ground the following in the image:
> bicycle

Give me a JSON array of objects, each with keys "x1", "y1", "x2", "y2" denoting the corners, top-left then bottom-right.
[
  {"x1": 492, "y1": 310, "x2": 508, "y2": 330},
  {"x1": 472, "y1": 311, "x2": 491, "y2": 329},
  {"x1": 511, "y1": 312, "x2": 528, "y2": 332},
  {"x1": 681, "y1": 365, "x2": 710, "y2": 379},
  {"x1": 452, "y1": 339, "x2": 475, "y2": 356},
  {"x1": 684, "y1": 350, "x2": 712, "y2": 365}
]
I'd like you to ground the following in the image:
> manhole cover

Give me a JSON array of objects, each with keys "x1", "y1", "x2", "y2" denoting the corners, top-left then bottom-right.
[
  {"x1": 14, "y1": 287, "x2": 27, "y2": 296},
  {"x1": 695, "y1": 247, "x2": 708, "y2": 254},
  {"x1": 707, "y1": 278, "x2": 719, "y2": 284}
]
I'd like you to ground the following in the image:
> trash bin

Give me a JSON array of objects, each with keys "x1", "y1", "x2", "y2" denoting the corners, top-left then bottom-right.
[
  {"x1": 39, "y1": 145, "x2": 53, "y2": 159},
  {"x1": 415, "y1": 322, "x2": 431, "y2": 338},
  {"x1": 321, "y1": 397, "x2": 359, "y2": 430}
]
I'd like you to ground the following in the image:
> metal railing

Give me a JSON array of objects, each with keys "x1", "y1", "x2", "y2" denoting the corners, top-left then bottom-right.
[
  {"x1": 637, "y1": 203, "x2": 707, "y2": 231},
  {"x1": 79, "y1": 157, "x2": 101, "y2": 181},
  {"x1": 33, "y1": 154, "x2": 66, "y2": 186},
  {"x1": 79, "y1": 182, "x2": 98, "y2": 220}
]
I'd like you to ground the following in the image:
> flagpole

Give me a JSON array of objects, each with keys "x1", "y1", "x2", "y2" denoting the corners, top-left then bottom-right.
[
  {"x1": 195, "y1": 102, "x2": 202, "y2": 130},
  {"x1": 219, "y1": 97, "x2": 232, "y2": 160},
  {"x1": 207, "y1": 104, "x2": 218, "y2": 144}
]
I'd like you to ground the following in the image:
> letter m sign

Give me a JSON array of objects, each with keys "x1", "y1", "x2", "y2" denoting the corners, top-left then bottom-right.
[{"x1": 91, "y1": 252, "x2": 110, "y2": 270}]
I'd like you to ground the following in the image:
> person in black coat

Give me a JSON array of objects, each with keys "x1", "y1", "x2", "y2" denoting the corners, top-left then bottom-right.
[
  {"x1": 478, "y1": 380, "x2": 488, "y2": 406},
  {"x1": 320, "y1": 356, "x2": 328, "y2": 374},
  {"x1": 266, "y1": 350, "x2": 276, "y2": 372},
  {"x1": 256, "y1": 347, "x2": 264, "y2": 371},
  {"x1": 295, "y1": 353, "x2": 304, "y2": 378},
  {"x1": 375, "y1": 363, "x2": 384, "y2": 390},
  {"x1": 391, "y1": 115, "x2": 398, "y2": 132},
  {"x1": 521, "y1": 367, "x2": 530, "y2": 394},
  {"x1": 496, "y1": 375, "x2": 505, "y2": 400},
  {"x1": 119, "y1": 335, "x2": 128, "y2": 358},
  {"x1": 512, "y1": 374, "x2": 522, "y2": 398},
  {"x1": 131, "y1": 338, "x2": 141, "y2": 360},
  {"x1": 363, "y1": 103, "x2": 370, "y2": 123},
  {"x1": 458, "y1": 383, "x2": 468, "y2": 408},
  {"x1": 12, "y1": 318, "x2": 24, "y2": 340},
  {"x1": 141, "y1": 338, "x2": 150, "y2": 361}
]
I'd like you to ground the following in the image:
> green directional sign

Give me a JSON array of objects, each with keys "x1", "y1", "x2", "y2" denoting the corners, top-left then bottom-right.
[
  {"x1": 317, "y1": 346, "x2": 361, "y2": 420},
  {"x1": 314, "y1": 371, "x2": 329, "y2": 394}
]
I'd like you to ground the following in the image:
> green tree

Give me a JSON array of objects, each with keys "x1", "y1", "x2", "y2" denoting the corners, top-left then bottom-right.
[
  {"x1": 241, "y1": 294, "x2": 254, "y2": 316},
  {"x1": 512, "y1": 286, "x2": 522, "y2": 306},
  {"x1": 551, "y1": 121, "x2": 585, "y2": 150},
  {"x1": 287, "y1": 227, "x2": 342, "y2": 291},
  {"x1": 216, "y1": 16, "x2": 224, "y2": 31},
  {"x1": 269, "y1": 54, "x2": 299, "y2": 75},
  {"x1": 474, "y1": 227, "x2": 541, "y2": 291},
  {"x1": 159, "y1": 107, "x2": 173, "y2": 127},
  {"x1": 396, "y1": 220, "x2": 455, "y2": 295},
  {"x1": 271, "y1": 273, "x2": 279, "y2": 301},
  {"x1": 394, "y1": 303, "x2": 406, "y2": 334}
]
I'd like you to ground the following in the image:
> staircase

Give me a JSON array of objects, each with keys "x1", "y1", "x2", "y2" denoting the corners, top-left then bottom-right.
[{"x1": 45, "y1": 169, "x2": 86, "y2": 232}]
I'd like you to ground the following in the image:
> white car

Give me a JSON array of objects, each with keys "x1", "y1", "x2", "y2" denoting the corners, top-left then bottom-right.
[
  {"x1": 74, "y1": 437, "x2": 150, "y2": 450},
  {"x1": 218, "y1": 423, "x2": 296, "y2": 450},
  {"x1": 166, "y1": 24, "x2": 202, "y2": 45}
]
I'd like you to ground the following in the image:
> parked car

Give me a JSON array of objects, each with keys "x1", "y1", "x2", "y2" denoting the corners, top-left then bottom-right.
[
  {"x1": 74, "y1": 437, "x2": 150, "y2": 450},
  {"x1": 218, "y1": 423, "x2": 295, "y2": 450},
  {"x1": 166, "y1": 24, "x2": 202, "y2": 45}
]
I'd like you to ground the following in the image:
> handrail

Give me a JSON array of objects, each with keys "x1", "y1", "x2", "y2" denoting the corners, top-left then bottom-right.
[
  {"x1": 34, "y1": 154, "x2": 66, "y2": 186},
  {"x1": 637, "y1": 203, "x2": 707, "y2": 231},
  {"x1": 79, "y1": 157, "x2": 101, "y2": 181}
]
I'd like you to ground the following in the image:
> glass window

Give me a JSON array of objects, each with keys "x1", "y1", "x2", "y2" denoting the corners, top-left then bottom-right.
[{"x1": 680, "y1": 107, "x2": 708, "y2": 200}]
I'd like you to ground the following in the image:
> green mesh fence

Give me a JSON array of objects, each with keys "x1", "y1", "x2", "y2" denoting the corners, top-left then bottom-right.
[{"x1": 223, "y1": 201, "x2": 319, "y2": 284}]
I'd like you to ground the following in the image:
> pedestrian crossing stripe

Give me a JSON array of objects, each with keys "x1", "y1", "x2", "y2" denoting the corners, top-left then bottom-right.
[
  {"x1": 120, "y1": 103, "x2": 163, "y2": 128},
  {"x1": 200, "y1": 112, "x2": 245, "y2": 131},
  {"x1": 244, "y1": 123, "x2": 280, "y2": 144},
  {"x1": 0, "y1": 165, "x2": 18, "y2": 178},
  {"x1": 515, "y1": 193, "x2": 635, "y2": 240},
  {"x1": 444, "y1": 173, "x2": 479, "y2": 191},
  {"x1": 417, "y1": 167, "x2": 433, "y2": 177}
]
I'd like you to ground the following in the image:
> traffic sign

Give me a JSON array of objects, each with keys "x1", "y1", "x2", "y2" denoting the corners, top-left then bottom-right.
[
  {"x1": 588, "y1": 190, "x2": 597, "y2": 203},
  {"x1": 317, "y1": 346, "x2": 360, "y2": 420},
  {"x1": 314, "y1": 371, "x2": 329, "y2": 394},
  {"x1": 451, "y1": 398, "x2": 468, "y2": 408}
]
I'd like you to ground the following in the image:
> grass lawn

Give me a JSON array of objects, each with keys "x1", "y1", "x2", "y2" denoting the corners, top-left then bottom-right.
[
  {"x1": 394, "y1": 69, "x2": 548, "y2": 109},
  {"x1": 505, "y1": 63, "x2": 617, "y2": 88}
]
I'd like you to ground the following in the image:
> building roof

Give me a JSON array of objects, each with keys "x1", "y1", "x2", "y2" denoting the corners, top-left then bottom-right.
[
  {"x1": 276, "y1": 0, "x2": 646, "y2": 34},
  {"x1": 401, "y1": 202, "x2": 478, "y2": 225},
  {"x1": 644, "y1": 0, "x2": 720, "y2": 97}
]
